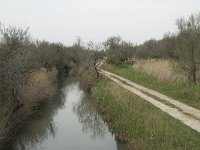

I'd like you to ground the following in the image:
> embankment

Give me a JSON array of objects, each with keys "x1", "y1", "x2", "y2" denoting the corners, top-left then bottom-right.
[
  {"x1": 92, "y1": 77, "x2": 200, "y2": 150},
  {"x1": 101, "y1": 62, "x2": 200, "y2": 109}
]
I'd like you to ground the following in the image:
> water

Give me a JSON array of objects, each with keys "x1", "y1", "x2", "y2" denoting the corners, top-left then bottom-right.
[{"x1": 8, "y1": 75, "x2": 126, "y2": 150}]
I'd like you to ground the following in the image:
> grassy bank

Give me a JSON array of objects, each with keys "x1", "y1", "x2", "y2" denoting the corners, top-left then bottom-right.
[
  {"x1": 93, "y1": 77, "x2": 200, "y2": 150},
  {"x1": 101, "y1": 63, "x2": 200, "y2": 109}
]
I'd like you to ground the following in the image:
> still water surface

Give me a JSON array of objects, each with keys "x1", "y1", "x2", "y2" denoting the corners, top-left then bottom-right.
[{"x1": 8, "y1": 75, "x2": 127, "y2": 150}]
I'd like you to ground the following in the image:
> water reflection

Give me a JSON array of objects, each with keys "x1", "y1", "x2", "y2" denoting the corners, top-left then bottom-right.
[
  {"x1": 73, "y1": 87, "x2": 132, "y2": 150},
  {"x1": 73, "y1": 95, "x2": 107, "y2": 139},
  {"x1": 8, "y1": 76, "x2": 71, "y2": 150},
  {"x1": 7, "y1": 75, "x2": 128, "y2": 150}
]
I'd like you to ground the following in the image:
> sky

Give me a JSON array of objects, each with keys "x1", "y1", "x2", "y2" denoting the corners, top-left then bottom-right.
[{"x1": 0, "y1": 0, "x2": 200, "y2": 46}]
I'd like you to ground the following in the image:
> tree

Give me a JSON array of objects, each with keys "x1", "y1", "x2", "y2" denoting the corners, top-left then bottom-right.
[
  {"x1": 174, "y1": 13, "x2": 200, "y2": 83},
  {"x1": 0, "y1": 25, "x2": 30, "y2": 59},
  {"x1": 0, "y1": 25, "x2": 31, "y2": 111},
  {"x1": 104, "y1": 36, "x2": 134, "y2": 65}
]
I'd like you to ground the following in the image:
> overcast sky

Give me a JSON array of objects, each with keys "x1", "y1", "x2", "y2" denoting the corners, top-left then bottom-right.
[{"x1": 0, "y1": 0, "x2": 200, "y2": 45}]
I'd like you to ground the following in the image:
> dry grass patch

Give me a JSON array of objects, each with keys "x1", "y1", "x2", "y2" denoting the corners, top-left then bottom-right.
[
  {"x1": 21, "y1": 68, "x2": 58, "y2": 106},
  {"x1": 133, "y1": 59, "x2": 186, "y2": 82}
]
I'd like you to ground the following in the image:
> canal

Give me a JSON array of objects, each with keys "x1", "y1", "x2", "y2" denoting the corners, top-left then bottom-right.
[{"x1": 7, "y1": 75, "x2": 127, "y2": 150}]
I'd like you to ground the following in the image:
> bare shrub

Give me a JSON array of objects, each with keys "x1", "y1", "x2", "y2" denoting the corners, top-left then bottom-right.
[
  {"x1": 71, "y1": 38, "x2": 100, "y2": 92},
  {"x1": 80, "y1": 67, "x2": 98, "y2": 92}
]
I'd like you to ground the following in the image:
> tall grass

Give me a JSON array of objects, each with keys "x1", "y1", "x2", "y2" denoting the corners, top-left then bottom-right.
[
  {"x1": 133, "y1": 59, "x2": 185, "y2": 81},
  {"x1": 93, "y1": 78, "x2": 200, "y2": 150},
  {"x1": 21, "y1": 68, "x2": 57, "y2": 106},
  {"x1": 101, "y1": 63, "x2": 200, "y2": 109}
]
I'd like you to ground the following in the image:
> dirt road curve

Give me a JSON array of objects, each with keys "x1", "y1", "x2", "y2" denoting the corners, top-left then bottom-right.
[{"x1": 98, "y1": 62, "x2": 200, "y2": 133}]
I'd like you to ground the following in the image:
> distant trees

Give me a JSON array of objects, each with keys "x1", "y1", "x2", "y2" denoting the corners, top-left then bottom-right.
[
  {"x1": 162, "y1": 33, "x2": 176, "y2": 58},
  {"x1": 104, "y1": 35, "x2": 176, "y2": 64},
  {"x1": 134, "y1": 34, "x2": 176, "y2": 59},
  {"x1": 132, "y1": 13, "x2": 200, "y2": 84},
  {"x1": 135, "y1": 39, "x2": 160, "y2": 58},
  {"x1": 104, "y1": 36, "x2": 134, "y2": 65},
  {"x1": 173, "y1": 13, "x2": 200, "y2": 83},
  {"x1": 102, "y1": 13, "x2": 200, "y2": 83}
]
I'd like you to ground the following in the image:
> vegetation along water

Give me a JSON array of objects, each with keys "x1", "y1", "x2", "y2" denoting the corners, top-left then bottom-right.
[{"x1": 1, "y1": 12, "x2": 200, "y2": 150}]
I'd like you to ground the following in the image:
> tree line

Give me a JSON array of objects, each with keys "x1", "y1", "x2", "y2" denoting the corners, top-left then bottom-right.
[{"x1": 104, "y1": 12, "x2": 200, "y2": 84}]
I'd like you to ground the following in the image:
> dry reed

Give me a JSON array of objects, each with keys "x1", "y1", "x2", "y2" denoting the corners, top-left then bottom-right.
[
  {"x1": 133, "y1": 59, "x2": 187, "y2": 82},
  {"x1": 21, "y1": 67, "x2": 58, "y2": 106}
]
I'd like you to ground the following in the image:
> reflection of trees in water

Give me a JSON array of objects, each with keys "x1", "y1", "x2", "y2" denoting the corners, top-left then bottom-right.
[
  {"x1": 13, "y1": 95, "x2": 64, "y2": 150},
  {"x1": 9, "y1": 74, "x2": 131, "y2": 150},
  {"x1": 16, "y1": 120, "x2": 56, "y2": 150},
  {"x1": 73, "y1": 95, "x2": 107, "y2": 140},
  {"x1": 73, "y1": 88, "x2": 132, "y2": 150},
  {"x1": 9, "y1": 75, "x2": 75, "y2": 150}
]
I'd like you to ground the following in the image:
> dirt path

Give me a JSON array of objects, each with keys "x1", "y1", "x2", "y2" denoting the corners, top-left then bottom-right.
[{"x1": 98, "y1": 62, "x2": 200, "y2": 133}]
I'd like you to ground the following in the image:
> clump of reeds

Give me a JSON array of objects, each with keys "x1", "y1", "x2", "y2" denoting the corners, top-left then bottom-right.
[
  {"x1": 133, "y1": 59, "x2": 187, "y2": 82},
  {"x1": 21, "y1": 67, "x2": 58, "y2": 106}
]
